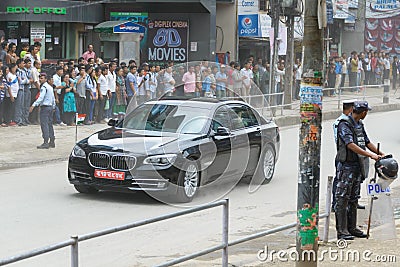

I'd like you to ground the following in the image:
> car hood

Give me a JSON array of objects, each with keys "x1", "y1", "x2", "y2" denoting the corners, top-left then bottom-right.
[{"x1": 86, "y1": 128, "x2": 202, "y2": 155}]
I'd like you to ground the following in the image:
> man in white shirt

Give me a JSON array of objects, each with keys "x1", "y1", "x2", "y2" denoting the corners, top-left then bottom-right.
[
  {"x1": 294, "y1": 58, "x2": 302, "y2": 100},
  {"x1": 29, "y1": 60, "x2": 41, "y2": 124},
  {"x1": 106, "y1": 62, "x2": 117, "y2": 119},
  {"x1": 163, "y1": 67, "x2": 175, "y2": 93},
  {"x1": 52, "y1": 66, "x2": 65, "y2": 125},
  {"x1": 383, "y1": 53, "x2": 391, "y2": 84},
  {"x1": 148, "y1": 64, "x2": 158, "y2": 99},
  {"x1": 240, "y1": 61, "x2": 253, "y2": 96},
  {"x1": 96, "y1": 66, "x2": 109, "y2": 123}
]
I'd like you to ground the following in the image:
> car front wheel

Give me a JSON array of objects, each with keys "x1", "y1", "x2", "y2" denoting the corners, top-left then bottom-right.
[
  {"x1": 175, "y1": 162, "x2": 200, "y2": 203},
  {"x1": 258, "y1": 144, "x2": 276, "y2": 184}
]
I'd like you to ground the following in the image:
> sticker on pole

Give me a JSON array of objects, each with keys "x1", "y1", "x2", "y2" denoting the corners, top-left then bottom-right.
[{"x1": 366, "y1": 183, "x2": 391, "y2": 196}]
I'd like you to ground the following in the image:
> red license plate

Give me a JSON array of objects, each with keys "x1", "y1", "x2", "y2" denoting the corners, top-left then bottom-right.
[{"x1": 94, "y1": 169, "x2": 125, "y2": 180}]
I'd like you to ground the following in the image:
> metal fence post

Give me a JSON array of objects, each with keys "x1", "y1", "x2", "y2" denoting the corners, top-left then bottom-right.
[
  {"x1": 323, "y1": 176, "x2": 333, "y2": 243},
  {"x1": 222, "y1": 199, "x2": 229, "y2": 267},
  {"x1": 363, "y1": 85, "x2": 366, "y2": 100},
  {"x1": 383, "y1": 81, "x2": 389, "y2": 103},
  {"x1": 337, "y1": 88, "x2": 341, "y2": 110},
  {"x1": 71, "y1": 236, "x2": 79, "y2": 267}
]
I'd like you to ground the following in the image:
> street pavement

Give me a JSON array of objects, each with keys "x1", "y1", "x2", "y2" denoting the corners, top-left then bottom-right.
[{"x1": 1, "y1": 85, "x2": 399, "y2": 170}]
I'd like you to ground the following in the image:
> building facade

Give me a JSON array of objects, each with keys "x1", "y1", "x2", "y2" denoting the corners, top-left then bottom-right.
[
  {"x1": 0, "y1": 0, "x2": 217, "y2": 64},
  {"x1": 0, "y1": 0, "x2": 104, "y2": 61}
]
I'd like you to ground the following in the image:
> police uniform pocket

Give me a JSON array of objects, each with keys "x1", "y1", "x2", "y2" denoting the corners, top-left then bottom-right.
[{"x1": 335, "y1": 182, "x2": 348, "y2": 198}]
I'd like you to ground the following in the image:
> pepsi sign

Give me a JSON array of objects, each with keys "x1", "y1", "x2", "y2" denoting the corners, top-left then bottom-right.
[
  {"x1": 238, "y1": 14, "x2": 259, "y2": 37},
  {"x1": 113, "y1": 21, "x2": 145, "y2": 33}
]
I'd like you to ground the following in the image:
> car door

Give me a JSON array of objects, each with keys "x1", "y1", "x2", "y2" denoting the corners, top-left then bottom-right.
[
  {"x1": 203, "y1": 105, "x2": 234, "y2": 183},
  {"x1": 227, "y1": 104, "x2": 262, "y2": 174}
]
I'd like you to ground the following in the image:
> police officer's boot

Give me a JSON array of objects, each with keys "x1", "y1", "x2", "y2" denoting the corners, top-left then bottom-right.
[
  {"x1": 49, "y1": 139, "x2": 55, "y2": 148},
  {"x1": 348, "y1": 202, "x2": 367, "y2": 238},
  {"x1": 335, "y1": 202, "x2": 354, "y2": 240}
]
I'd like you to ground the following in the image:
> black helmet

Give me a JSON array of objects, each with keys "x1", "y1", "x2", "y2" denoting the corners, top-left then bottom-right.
[{"x1": 375, "y1": 155, "x2": 398, "y2": 180}]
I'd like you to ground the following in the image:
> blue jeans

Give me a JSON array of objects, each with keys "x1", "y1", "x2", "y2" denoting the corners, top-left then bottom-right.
[
  {"x1": 106, "y1": 92, "x2": 116, "y2": 118},
  {"x1": 14, "y1": 89, "x2": 24, "y2": 124},
  {"x1": 23, "y1": 87, "x2": 31, "y2": 124},
  {"x1": 89, "y1": 99, "x2": 96, "y2": 121},
  {"x1": 54, "y1": 105, "x2": 62, "y2": 124},
  {"x1": 40, "y1": 106, "x2": 55, "y2": 143}
]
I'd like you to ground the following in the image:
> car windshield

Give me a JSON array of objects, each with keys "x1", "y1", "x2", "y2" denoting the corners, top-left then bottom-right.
[{"x1": 122, "y1": 104, "x2": 210, "y2": 134}]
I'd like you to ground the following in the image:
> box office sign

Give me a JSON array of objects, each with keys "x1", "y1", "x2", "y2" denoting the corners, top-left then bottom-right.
[
  {"x1": 147, "y1": 20, "x2": 188, "y2": 63},
  {"x1": 6, "y1": 6, "x2": 67, "y2": 15}
]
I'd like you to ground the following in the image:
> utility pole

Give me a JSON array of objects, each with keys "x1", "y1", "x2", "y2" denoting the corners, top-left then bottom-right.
[
  {"x1": 284, "y1": 14, "x2": 295, "y2": 109},
  {"x1": 269, "y1": 0, "x2": 280, "y2": 114},
  {"x1": 296, "y1": 0, "x2": 323, "y2": 266}
]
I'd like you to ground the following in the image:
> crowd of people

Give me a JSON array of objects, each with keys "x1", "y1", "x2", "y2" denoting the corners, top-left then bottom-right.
[
  {"x1": 325, "y1": 50, "x2": 400, "y2": 97},
  {"x1": 3, "y1": 39, "x2": 400, "y2": 129},
  {"x1": 0, "y1": 44, "x2": 282, "y2": 127}
]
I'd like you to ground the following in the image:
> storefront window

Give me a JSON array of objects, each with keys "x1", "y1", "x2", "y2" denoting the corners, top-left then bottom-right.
[
  {"x1": 45, "y1": 22, "x2": 64, "y2": 59},
  {"x1": 0, "y1": 22, "x2": 29, "y2": 46}
]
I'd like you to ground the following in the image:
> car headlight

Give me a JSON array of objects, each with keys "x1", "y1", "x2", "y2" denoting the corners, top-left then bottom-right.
[
  {"x1": 143, "y1": 154, "x2": 177, "y2": 166},
  {"x1": 72, "y1": 145, "x2": 86, "y2": 158}
]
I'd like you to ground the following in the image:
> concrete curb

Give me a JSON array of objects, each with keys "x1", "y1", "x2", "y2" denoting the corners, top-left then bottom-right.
[{"x1": 0, "y1": 157, "x2": 69, "y2": 171}]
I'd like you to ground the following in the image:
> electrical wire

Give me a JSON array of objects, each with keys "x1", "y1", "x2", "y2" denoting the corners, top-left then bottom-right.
[{"x1": 216, "y1": 25, "x2": 224, "y2": 52}]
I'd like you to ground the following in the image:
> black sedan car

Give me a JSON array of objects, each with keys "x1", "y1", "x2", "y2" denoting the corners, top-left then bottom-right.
[{"x1": 68, "y1": 98, "x2": 280, "y2": 202}]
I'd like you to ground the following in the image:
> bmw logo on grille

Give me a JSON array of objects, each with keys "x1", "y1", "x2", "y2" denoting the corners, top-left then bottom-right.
[{"x1": 241, "y1": 17, "x2": 252, "y2": 29}]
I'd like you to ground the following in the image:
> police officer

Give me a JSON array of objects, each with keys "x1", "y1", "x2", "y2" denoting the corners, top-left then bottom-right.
[
  {"x1": 29, "y1": 73, "x2": 56, "y2": 149},
  {"x1": 335, "y1": 101, "x2": 384, "y2": 240},
  {"x1": 332, "y1": 99, "x2": 355, "y2": 212}
]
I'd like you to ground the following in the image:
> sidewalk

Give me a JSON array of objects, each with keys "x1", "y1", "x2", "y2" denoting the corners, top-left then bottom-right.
[{"x1": 0, "y1": 86, "x2": 399, "y2": 170}]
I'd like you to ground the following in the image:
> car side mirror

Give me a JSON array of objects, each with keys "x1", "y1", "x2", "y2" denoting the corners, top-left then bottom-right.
[
  {"x1": 108, "y1": 119, "x2": 118, "y2": 127},
  {"x1": 215, "y1": 127, "x2": 230, "y2": 136}
]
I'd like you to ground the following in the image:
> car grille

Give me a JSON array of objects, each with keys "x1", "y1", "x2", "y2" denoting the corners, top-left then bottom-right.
[
  {"x1": 111, "y1": 155, "x2": 136, "y2": 171},
  {"x1": 88, "y1": 152, "x2": 110, "y2": 169},
  {"x1": 88, "y1": 152, "x2": 136, "y2": 171}
]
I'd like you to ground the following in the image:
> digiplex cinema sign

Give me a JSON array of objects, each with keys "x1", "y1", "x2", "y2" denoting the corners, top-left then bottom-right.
[
  {"x1": 147, "y1": 20, "x2": 189, "y2": 63},
  {"x1": 6, "y1": 6, "x2": 67, "y2": 15}
]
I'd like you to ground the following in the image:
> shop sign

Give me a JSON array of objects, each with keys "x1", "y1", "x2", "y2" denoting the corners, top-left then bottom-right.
[
  {"x1": 366, "y1": 0, "x2": 400, "y2": 18},
  {"x1": 110, "y1": 12, "x2": 148, "y2": 63},
  {"x1": 30, "y1": 28, "x2": 45, "y2": 42},
  {"x1": 147, "y1": 20, "x2": 188, "y2": 63},
  {"x1": 113, "y1": 21, "x2": 145, "y2": 33},
  {"x1": 333, "y1": 0, "x2": 349, "y2": 19},
  {"x1": 6, "y1": 6, "x2": 67, "y2": 15},
  {"x1": 238, "y1": 0, "x2": 259, "y2": 15},
  {"x1": 238, "y1": 14, "x2": 259, "y2": 37}
]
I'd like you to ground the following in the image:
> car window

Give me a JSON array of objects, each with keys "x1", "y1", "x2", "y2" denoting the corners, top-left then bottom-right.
[
  {"x1": 211, "y1": 106, "x2": 231, "y2": 132},
  {"x1": 228, "y1": 104, "x2": 259, "y2": 130},
  {"x1": 123, "y1": 104, "x2": 209, "y2": 134}
]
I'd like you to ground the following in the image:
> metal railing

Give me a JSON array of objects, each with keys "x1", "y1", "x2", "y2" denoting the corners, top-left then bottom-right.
[
  {"x1": 221, "y1": 83, "x2": 392, "y2": 119},
  {"x1": 0, "y1": 200, "x2": 229, "y2": 267},
  {"x1": 0, "y1": 177, "x2": 334, "y2": 267}
]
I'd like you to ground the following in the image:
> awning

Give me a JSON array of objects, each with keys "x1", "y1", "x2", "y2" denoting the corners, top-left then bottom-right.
[{"x1": 94, "y1": 21, "x2": 145, "y2": 34}]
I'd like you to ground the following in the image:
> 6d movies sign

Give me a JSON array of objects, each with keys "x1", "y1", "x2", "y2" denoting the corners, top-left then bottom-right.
[{"x1": 147, "y1": 20, "x2": 188, "y2": 63}]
